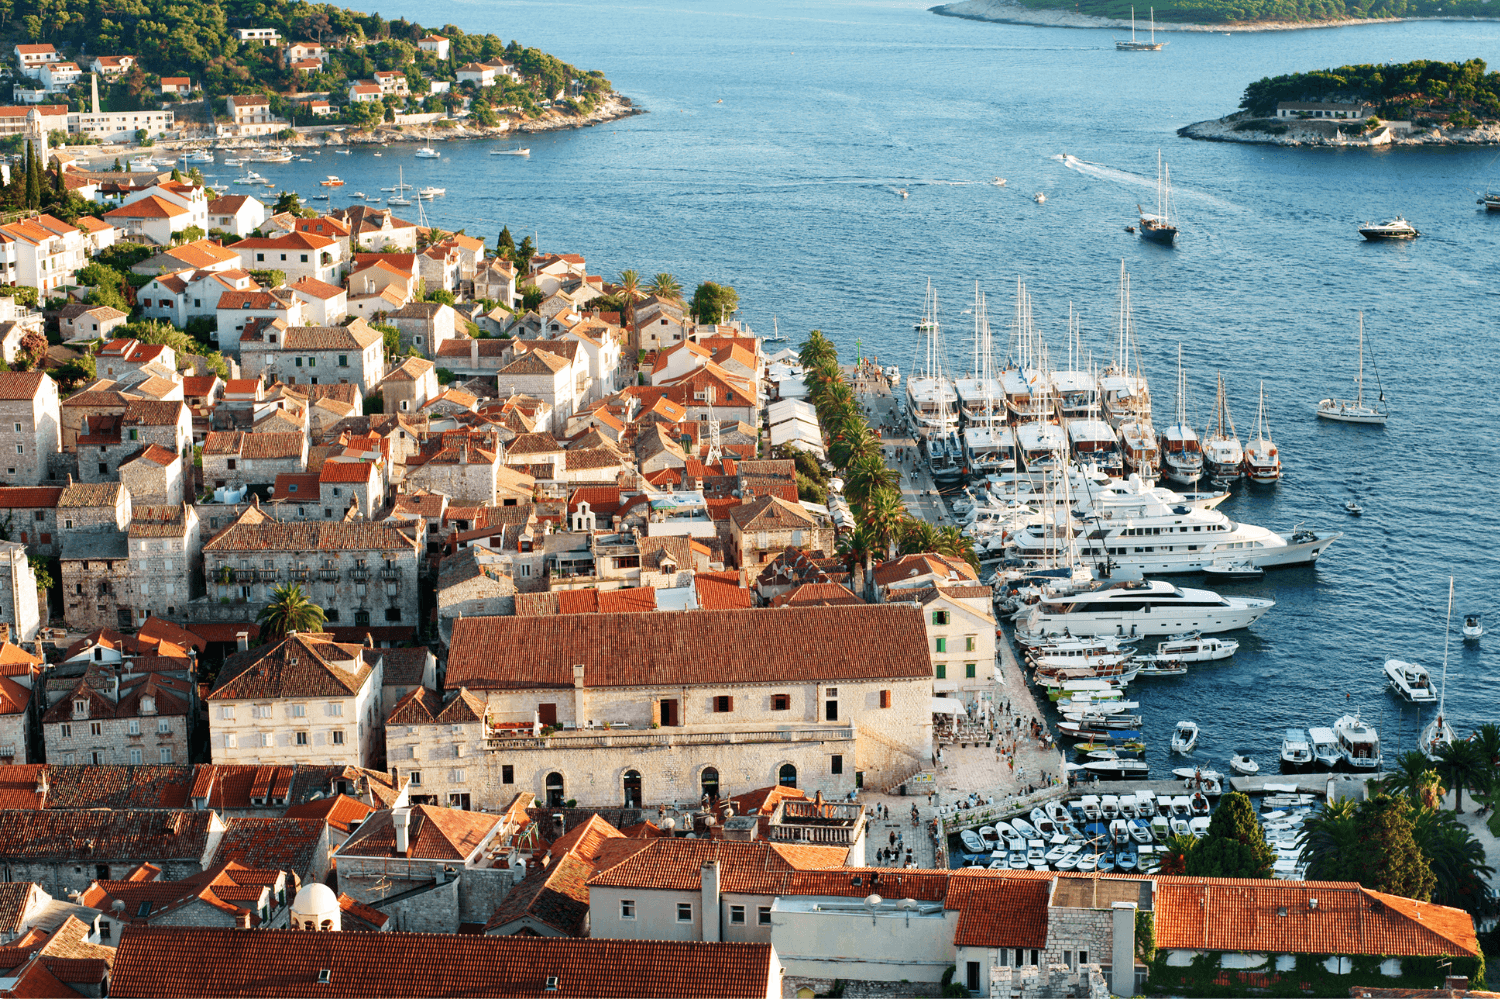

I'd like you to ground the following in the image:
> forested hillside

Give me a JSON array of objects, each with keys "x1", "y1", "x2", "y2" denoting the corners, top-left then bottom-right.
[
  {"x1": 1013, "y1": 0, "x2": 1500, "y2": 24},
  {"x1": 1240, "y1": 59, "x2": 1500, "y2": 123}
]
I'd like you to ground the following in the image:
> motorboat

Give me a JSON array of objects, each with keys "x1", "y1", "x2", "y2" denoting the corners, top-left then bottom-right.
[
  {"x1": 1189, "y1": 792, "x2": 1210, "y2": 816},
  {"x1": 320, "y1": 175, "x2": 344, "y2": 187},
  {"x1": 959, "y1": 829, "x2": 986, "y2": 855},
  {"x1": 1358, "y1": 216, "x2": 1419, "y2": 240},
  {"x1": 1012, "y1": 818, "x2": 1040, "y2": 840},
  {"x1": 418, "y1": 186, "x2": 446, "y2": 198},
  {"x1": 1073, "y1": 853, "x2": 1096, "y2": 873},
  {"x1": 1137, "y1": 660, "x2": 1188, "y2": 678},
  {"x1": 1028, "y1": 840, "x2": 1048, "y2": 869},
  {"x1": 1203, "y1": 558, "x2": 1264, "y2": 582},
  {"x1": 490, "y1": 146, "x2": 531, "y2": 156},
  {"x1": 1189, "y1": 816, "x2": 1212, "y2": 837},
  {"x1": 1078, "y1": 795, "x2": 1100, "y2": 821},
  {"x1": 1055, "y1": 846, "x2": 1081, "y2": 871},
  {"x1": 1170, "y1": 816, "x2": 1191, "y2": 837},
  {"x1": 992, "y1": 177, "x2": 1006, "y2": 186},
  {"x1": 1384, "y1": 659, "x2": 1438, "y2": 704},
  {"x1": 1308, "y1": 726, "x2": 1341, "y2": 770},
  {"x1": 1243, "y1": 380, "x2": 1282, "y2": 484},
  {"x1": 1135, "y1": 790, "x2": 1156, "y2": 815},
  {"x1": 1333, "y1": 713, "x2": 1381, "y2": 770},
  {"x1": 1034, "y1": 192, "x2": 1046, "y2": 203},
  {"x1": 1029, "y1": 808, "x2": 1057, "y2": 837},
  {"x1": 1344, "y1": 501, "x2": 1363, "y2": 516},
  {"x1": 1083, "y1": 758, "x2": 1149, "y2": 778},
  {"x1": 1150, "y1": 815, "x2": 1171, "y2": 840},
  {"x1": 1109, "y1": 819, "x2": 1132, "y2": 846},
  {"x1": 1170, "y1": 721, "x2": 1199, "y2": 754},
  {"x1": 414, "y1": 145, "x2": 441, "y2": 158},
  {"x1": 1229, "y1": 754, "x2": 1259, "y2": 775},
  {"x1": 1008, "y1": 849, "x2": 1030, "y2": 870},
  {"x1": 1100, "y1": 795, "x2": 1119, "y2": 820},
  {"x1": 1117, "y1": 793, "x2": 1137, "y2": 819},
  {"x1": 1280, "y1": 729, "x2": 1314, "y2": 771},
  {"x1": 978, "y1": 826, "x2": 999, "y2": 849},
  {"x1": 1128, "y1": 818, "x2": 1153, "y2": 844},
  {"x1": 1020, "y1": 579, "x2": 1275, "y2": 639},
  {"x1": 1169, "y1": 796, "x2": 1192, "y2": 819},
  {"x1": 1144, "y1": 632, "x2": 1238, "y2": 663},
  {"x1": 183, "y1": 150, "x2": 214, "y2": 164},
  {"x1": 1317, "y1": 314, "x2": 1388, "y2": 424},
  {"x1": 1465, "y1": 614, "x2": 1484, "y2": 640}
]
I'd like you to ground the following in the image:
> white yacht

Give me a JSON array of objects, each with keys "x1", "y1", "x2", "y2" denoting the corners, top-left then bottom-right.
[
  {"x1": 1066, "y1": 418, "x2": 1123, "y2": 476},
  {"x1": 1158, "y1": 346, "x2": 1203, "y2": 486},
  {"x1": 414, "y1": 145, "x2": 441, "y2": 158},
  {"x1": 1171, "y1": 721, "x2": 1199, "y2": 753},
  {"x1": 1201, "y1": 373, "x2": 1242, "y2": 482},
  {"x1": 1316, "y1": 314, "x2": 1388, "y2": 424},
  {"x1": 1242, "y1": 381, "x2": 1282, "y2": 484},
  {"x1": 1383, "y1": 659, "x2": 1438, "y2": 704},
  {"x1": 1280, "y1": 729, "x2": 1313, "y2": 771},
  {"x1": 1308, "y1": 726, "x2": 1341, "y2": 770},
  {"x1": 1140, "y1": 631, "x2": 1237, "y2": 662},
  {"x1": 1333, "y1": 713, "x2": 1381, "y2": 771},
  {"x1": 962, "y1": 425, "x2": 1017, "y2": 479},
  {"x1": 1020, "y1": 579, "x2": 1273, "y2": 638}
]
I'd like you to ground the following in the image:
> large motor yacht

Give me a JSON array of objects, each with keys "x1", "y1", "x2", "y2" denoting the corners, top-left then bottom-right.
[
  {"x1": 1333, "y1": 713, "x2": 1382, "y2": 771},
  {"x1": 1019, "y1": 579, "x2": 1274, "y2": 638},
  {"x1": 1383, "y1": 659, "x2": 1438, "y2": 704}
]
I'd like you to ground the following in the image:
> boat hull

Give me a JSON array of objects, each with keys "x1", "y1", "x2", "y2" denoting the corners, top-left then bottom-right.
[
  {"x1": 1315, "y1": 401, "x2": 1387, "y2": 425},
  {"x1": 1359, "y1": 228, "x2": 1418, "y2": 240},
  {"x1": 1139, "y1": 222, "x2": 1177, "y2": 245}
]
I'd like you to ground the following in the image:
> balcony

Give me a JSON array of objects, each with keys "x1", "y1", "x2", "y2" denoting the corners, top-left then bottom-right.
[
  {"x1": 232, "y1": 569, "x2": 256, "y2": 582},
  {"x1": 767, "y1": 799, "x2": 866, "y2": 847},
  {"x1": 379, "y1": 568, "x2": 400, "y2": 581},
  {"x1": 290, "y1": 568, "x2": 311, "y2": 581},
  {"x1": 483, "y1": 724, "x2": 853, "y2": 753},
  {"x1": 257, "y1": 569, "x2": 280, "y2": 582},
  {"x1": 318, "y1": 569, "x2": 340, "y2": 581},
  {"x1": 349, "y1": 568, "x2": 369, "y2": 581}
]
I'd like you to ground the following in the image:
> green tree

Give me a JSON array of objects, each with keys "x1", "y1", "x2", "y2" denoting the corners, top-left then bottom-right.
[
  {"x1": 23, "y1": 140, "x2": 39, "y2": 210},
  {"x1": 1302, "y1": 795, "x2": 1436, "y2": 900},
  {"x1": 515, "y1": 235, "x2": 536, "y2": 269},
  {"x1": 798, "y1": 329, "x2": 838, "y2": 370},
  {"x1": 934, "y1": 525, "x2": 980, "y2": 570},
  {"x1": 844, "y1": 456, "x2": 899, "y2": 507},
  {"x1": 274, "y1": 190, "x2": 304, "y2": 215},
  {"x1": 28, "y1": 555, "x2": 53, "y2": 592},
  {"x1": 1381, "y1": 749, "x2": 1446, "y2": 810},
  {"x1": 519, "y1": 284, "x2": 543, "y2": 311},
  {"x1": 1185, "y1": 791, "x2": 1276, "y2": 879},
  {"x1": 372, "y1": 321, "x2": 400, "y2": 360},
  {"x1": 645, "y1": 272, "x2": 682, "y2": 302},
  {"x1": 1158, "y1": 833, "x2": 1198, "y2": 875},
  {"x1": 862, "y1": 488, "x2": 907, "y2": 560},
  {"x1": 11, "y1": 332, "x2": 48, "y2": 372},
  {"x1": 1436, "y1": 739, "x2": 1490, "y2": 814},
  {"x1": 256, "y1": 583, "x2": 327, "y2": 641},
  {"x1": 1413, "y1": 807, "x2": 1496, "y2": 913},
  {"x1": 689, "y1": 280, "x2": 739, "y2": 324}
]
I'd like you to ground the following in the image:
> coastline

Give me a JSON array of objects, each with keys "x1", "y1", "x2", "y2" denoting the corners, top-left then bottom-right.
[
  {"x1": 1179, "y1": 111, "x2": 1500, "y2": 146},
  {"x1": 931, "y1": 0, "x2": 1500, "y2": 32}
]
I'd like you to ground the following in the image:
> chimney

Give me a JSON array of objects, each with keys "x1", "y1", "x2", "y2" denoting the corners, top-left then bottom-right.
[
  {"x1": 572, "y1": 664, "x2": 586, "y2": 729},
  {"x1": 393, "y1": 807, "x2": 411, "y2": 854},
  {"x1": 66, "y1": 474, "x2": 73, "y2": 487},
  {"x1": 700, "y1": 861, "x2": 721, "y2": 942},
  {"x1": 1111, "y1": 901, "x2": 1137, "y2": 997},
  {"x1": 235, "y1": 631, "x2": 249, "y2": 652},
  {"x1": 1447, "y1": 977, "x2": 1470, "y2": 993}
]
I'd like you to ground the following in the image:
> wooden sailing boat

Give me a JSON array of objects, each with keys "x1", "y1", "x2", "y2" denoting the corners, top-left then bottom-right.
[
  {"x1": 1201, "y1": 372, "x2": 1242, "y2": 482},
  {"x1": 1315, "y1": 313, "x2": 1388, "y2": 424},
  {"x1": 1117, "y1": 6, "x2": 1165, "y2": 51},
  {"x1": 1241, "y1": 381, "x2": 1281, "y2": 484},
  {"x1": 1137, "y1": 150, "x2": 1178, "y2": 245}
]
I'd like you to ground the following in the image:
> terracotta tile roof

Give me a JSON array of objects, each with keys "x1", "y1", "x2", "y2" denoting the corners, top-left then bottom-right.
[
  {"x1": 0, "y1": 809, "x2": 213, "y2": 861},
  {"x1": 104, "y1": 195, "x2": 187, "y2": 219},
  {"x1": 121, "y1": 400, "x2": 184, "y2": 427},
  {"x1": 694, "y1": 571, "x2": 752, "y2": 610},
  {"x1": 337, "y1": 804, "x2": 500, "y2": 862},
  {"x1": 210, "y1": 634, "x2": 375, "y2": 700},
  {"x1": 215, "y1": 818, "x2": 325, "y2": 877},
  {"x1": 184, "y1": 623, "x2": 260, "y2": 644},
  {"x1": 0, "y1": 373, "x2": 49, "y2": 401},
  {"x1": 135, "y1": 617, "x2": 206, "y2": 653},
  {"x1": 318, "y1": 461, "x2": 375, "y2": 484},
  {"x1": 57, "y1": 483, "x2": 121, "y2": 509},
  {"x1": 335, "y1": 891, "x2": 389, "y2": 931},
  {"x1": 127, "y1": 503, "x2": 189, "y2": 538},
  {"x1": 288, "y1": 277, "x2": 345, "y2": 300},
  {"x1": 548, "y1": 813, "x2": 623, "y2": 862},
  {"x1": 775, "y1": 582, "x2": 864, "y2": 607},
  {"x1": 555, "y1": 588, "x2": 657, "y2": 615},
  {"x1": 449, "y1": 605, "x2": 930, "y2": 690},
  {"x1": 566, "y1": 486, "x2": 622, "y2": 517},
  {"x1": 485, "y1": 850, "x2": 593, "y2": 936},
  {"x1": 588, "y1": 839, "x2": 848, "y2": 893},
  {"x1": 273, "y1": 323, "x2": 381, "y2": 351},
  {"x1": 203, "y1": 515, "x2": 416, "y2": 555},
  {"x1": 281, "y1": 794, "x2": 374, "y2": 835},
  {"x1": 0, "y1": 644, "x2": 42, "y2": 677},
  {"x1": 948, "y1": 871, "x2": 1050, "y2": 947},
  {"x1": 0, "y1": 487, "x2": 62, "y2": 509},
  {"x1": 391, "y1": 492, "x2": 445, "y2": 519},
  {"x1": 728, "y1": 494, "x2": 815, "y2": 530},
  {"x1": 874, "y1": 552, "x2": 977, "y2": 587},
  {"x1": 0, "y1": 883, "x2": 33, "y2": 935},
  {"x1": 383, "y1": 356, "x2": 435, "y2": 382},
  {"x1": 111, "y1": 926, "x2": 776, "y2": 998},
  {"x1": 273, "y1": 472, "x2": 319, "y2": 498}
]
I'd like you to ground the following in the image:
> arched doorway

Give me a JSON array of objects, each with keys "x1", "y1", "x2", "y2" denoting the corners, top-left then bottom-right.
[
  {"x1": 778, "y1": 763, "x2": 797, "y2": 789},
  {"x1": 545, "y1": 772, "x2": 565, "y2": 807},
  {"x1": 700, "y1": 767, "x2": 719, "y2": 802},
  {"x1": 623, "y1": 770, "x2": 642, "y2": 808}
]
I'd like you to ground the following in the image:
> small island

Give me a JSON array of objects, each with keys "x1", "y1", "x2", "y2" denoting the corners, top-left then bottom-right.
[
  {"x1": 934, "y1": 0, "x2": 1500, "y2": 32},
  {"x1": 1179, "y1": 58, "x2": 1500, "y2": 146}
]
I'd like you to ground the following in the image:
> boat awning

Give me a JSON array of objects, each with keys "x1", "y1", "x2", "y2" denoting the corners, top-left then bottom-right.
[{"x1": 931, "y1": 697, "x2": 968, "y2": 716}]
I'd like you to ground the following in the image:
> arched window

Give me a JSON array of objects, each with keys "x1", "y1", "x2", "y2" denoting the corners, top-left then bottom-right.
[
  {"x1": 623, "y1": 770, "x2": 642, "y2": 808},
  {"x1": 302, "y1": 920, "x2": 315, "y2": 930},
  {"x1": 700, "y1": 767, "x2": 719, "y2": 801},
  {"x1": 545, "y1": 772, "x2": 565, "y2": 807},
  {"x1": 778, "y1": 764, "x2": 797, "y2": 789},
  {"x1": 319, "y1": 919, "x2": 333, "y2": 931}
]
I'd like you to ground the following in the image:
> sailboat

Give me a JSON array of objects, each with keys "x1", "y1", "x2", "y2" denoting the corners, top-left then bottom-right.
[
  {"x1": 1116, "y1": 6, "x2": 1165, "y2": 51},
  {"x1": 1103, "y1": 263, "x2": 1158, "y2": 479},
  {"x1": 1315, "y1": 313, "x2": 1388, "y2": 424},
  {"x1": 386, "y1": 166, "x2": 412, "y2": 206},
  {"x1": 1137, "y1": 151, "x2": 1178, "y2": 245},
  {"x1": 764, "y1": 316, "x2": 787, "y2": 343},
  {"x1": 958, "y1": 283, "x2": 1016, "y2": 480},
  {"x1": 1420, "y1": 578, "x2": 1458, "y2": 760},
  {"x1": 1157, "y1": 345, "x2": 1202, "y2": 486},
  {"x1": 1201, "y1": 372, "x2": 1242, "y2": 482},
  {"x1": 1241, "y1": 381, "x2": 1282, "y2": 484},
  {"x1": 910, "y1": 282, "x2": 964, "y2": 488}
]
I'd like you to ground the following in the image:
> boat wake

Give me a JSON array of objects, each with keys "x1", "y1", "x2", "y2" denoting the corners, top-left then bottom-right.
[{"x1": 1053, "y1": 153, "x2": 1238, "y2": 209}]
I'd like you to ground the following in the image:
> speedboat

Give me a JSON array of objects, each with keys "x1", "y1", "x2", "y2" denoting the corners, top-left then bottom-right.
[
  {"x1": 1145, "y1": 632, "x2": 1238, "y2": 663},
  {"x1": 1170, "y1": 721, "x2": 1199, "y2": 754},
  {"x1": 1029, "y1": 808, "x2": 1056, "y2": 836},
  {"x1": 1150, "y1": 815, "x2": 1171, "y2": 840},
  {"x1": 992, "y1": 177, "x2": 1006, "y2": 186},
  {"x1": 1203, "y1": 558, "x2": 1264, "y2": 582},
  {"x1": 1229, "y1": 754, "x2": 1259, "y2": 775},
  {"x1": 1344, "y1": 501, "x2": 1363, "y2": 516},
  {"x1": 1333, "y1": 713, "x2": 1381, "y2": 771},
  {"x1": 1358, "y1": 216, "x2": 1419, "y2": 240},
  {"x1": 1384, "y1": 659, "x2": 1438, "y2": 704},
  {"x1": 1034, "y1": 192, "x2": 1046, "y2": 203},
  {"x1": 418, "y1": 186, "x2": 446, "y2": 199},
  {"x1": 1083, "y1": 759, "x2": 1148, "y2": 778},
  {"x1": 414, "y1": 146, "x2": 441, "y2": 158},
  {"x1": 1464, "y1": 614, "x2": 1483, "y2": 640},
  {"x1": 1100, "y1": 795, "x2": 1119, "y2": 821},
  {"x1": 1280, "y1": 729, "x2": 1314, "y2": 771},
  {"x1": 320, "y1": 175, "x2": 344, "y2": 187},
  {"x1": 1309, "y1": 726, "x2": 1341, "y2": 770}
]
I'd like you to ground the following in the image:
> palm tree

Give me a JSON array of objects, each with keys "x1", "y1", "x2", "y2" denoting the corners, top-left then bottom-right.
[
  {"x1": 617, "y1": 268, "x2": 643, "y2": 332},
  {"x1": 1474, "y1": 722, "x2": 1500, "y2": 768},
  {"x1": 1297, "y1": 798, "x2": 1361, "y2": 881},
  {"x1": 901, "y1": 517, "x2": 940, "y2": 555},
  {"x1": 935, "y1": 525, "x2": 980, "y2": 570},
  {"x1": 836, "y1": 525, "x2": 878, "y2": 600},
  {"x1": 1380, "y1": 750, "x2": 1446, "y2": 810},
  {"x1": 862, "y1": 489, "x2": 908, "y2": 560},
  {"x1": 1413, "y1": 806, "x2": 1497, "y2": 914},
  {"x1": 645, "y1": 272, "x2": 682, "y2": 302},
  {"x1": 830, "y1": 426, "x2": 881, "y2": 473},
  {"x1": 844, "y1": 456, "x2": 900, "y2": 507},
  {"x1": 1158, "y1": 833, "x2": 1197, "y2": 875},
  {"x1": 1436, "y1": 740, "x2": 1490, "y2": 814},
  {"x1": 257, "y1": 583, "x2": 327, "y2": 641},
  {"x1": 798, "y1": 330, "x2": 837, "y2": 371}
]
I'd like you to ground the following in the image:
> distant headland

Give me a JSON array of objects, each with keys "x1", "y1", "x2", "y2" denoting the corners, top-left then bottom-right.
[{"x1": 932, "y1": 0, "x2": 1500, "y2": 32}]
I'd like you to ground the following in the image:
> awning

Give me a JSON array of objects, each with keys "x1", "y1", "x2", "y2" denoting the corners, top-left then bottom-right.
[{"x1": 931, "y1": 697, "x2": 968, "y2": 716}]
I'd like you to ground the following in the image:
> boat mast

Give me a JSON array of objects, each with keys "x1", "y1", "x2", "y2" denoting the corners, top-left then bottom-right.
[
  {"x1": 1150, "y1": 6, "x2": 1156, "y2": 42},
  {"x1": 1355, "y1": 313, "x2": 1365, "y2": 410},
  {"x1": 1130, "y1": 6, "x2": 1137, "y2": 41},
  {"x1": 1438, "y1": 576, "x2": 1453, "y2": 722},
  {"x1": 979, "y1": 289, "x2": 995, "y2": 426}
]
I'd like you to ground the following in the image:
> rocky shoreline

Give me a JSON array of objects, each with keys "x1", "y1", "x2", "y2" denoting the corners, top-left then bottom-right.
[
  {"x1": 1179, "y1": 111, "x2": 1500, "y2": 146},
  {"x1": 931, "y1": 0, "x2": 1500, "y2": 32}
]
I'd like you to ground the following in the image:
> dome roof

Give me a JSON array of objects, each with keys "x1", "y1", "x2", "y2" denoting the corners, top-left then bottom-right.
[{"x1": 292, "y1": 882, "x2": 338, "y2": 913}]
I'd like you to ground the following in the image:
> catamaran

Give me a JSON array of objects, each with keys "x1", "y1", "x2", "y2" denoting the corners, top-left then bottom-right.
[
  {"x1": 1316, "y1": 313, "x2": 1388, "y2": 424},
  {"x1": 1137, "y1": 150, "x2": 1178, "y2": 245},
  {"x1": 1242, "y1": 381, "x2": 1282, "y2": 484},
  {"x1": 1157, "y1": 345, "x2": 1203, "y2": 486},
  {"x1": 1116, "y1": 6, "x2": 1165, "y2": 50},
  {"x1": 1201, "y1": 372, "x2": 1242, "y2": 482}
]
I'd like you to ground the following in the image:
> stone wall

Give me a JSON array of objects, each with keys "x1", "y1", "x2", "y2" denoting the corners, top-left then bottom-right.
[
  {"x1": 0, "y1": 389, "x2": 61, "y2": 487},
  {"x1": 341, "y1": 873, "x2": 458, "y2": 933},
  {"x1": 61, "y1": 557, "x2": 132, "y2": 631},
  {"x1": 4, "y1": 857, "x2": 204, "y2": 899},
  {"x1": 987, "y1": 964, "x2": 1109, "y2": 999},
  {"x1": 1042, "y1": 908, "x2": 1114, "y2": 970}
]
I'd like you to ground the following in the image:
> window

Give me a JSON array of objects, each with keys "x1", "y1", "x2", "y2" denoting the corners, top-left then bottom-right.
[
  {"x1": 291, "y1": 704, "x2": 306, "y2": 718},
  {"x1": 338, "y1": 354, "x2": 348, "y2": 366},
  {"x1": 63, "y1": 753, "x2": 74, "y2": 765},
  {"x1": 502, "y1": 764, "x2": 514, "y2": 784},
  {"x1": 758, "y1": 906, "x2": 772, "y2": 925},
  {"x1": 676, "y1": 902, "x2": 693, "y2": 923},
  {"x1": 965, "y1": 635, "x2": 976, "y2": 652},
  {"x1": 225, "y1": 734, "x2": 237, "y2": 748},
  {"x1": 90, "y1": 722, "x2": 102, "y2": 736},
  {"x1": 260, "y1": 733, "x2": 272, "y2": 747},
  {"x1": 879, "y1": 690, "x2": 891, "y2": 708},
  {"x1": 64, "y1": 518, "x2": 73, "y2": 529},
  {"x1": 220, "y1": 706, "x2": 235, "y2": 720},
  {"x1": 300, "y1": 254, "x2": 308, "y2": 263},
  {"x1": 331, "y1": 730, "x2": 344, "y2": 745},
  {"x1": 729, "y1": 904, "x2": 745, "y2": 925},
  {"x1": 450, "y1": 768, "x2": 467, "y2": 783},
  {"x1": 128, "y1": 719, "x2": 139, "y2": 735},
  {"x1": 935, "y1": 663, "x2": 946, "y2": 679},
  {"x1": 1078, "y1": 950, "x2": 1088, "y2": 966},
  {"x1": 824, "y1": 699, "x2": 837, "y2": 721},
  {"x1": 326, "y1": 702, "x2": 343, "y2": 717},
  {"x1": 831, "y1": 754, "x2": 843, "y2": 775},
  {"x1": 14, "y1": 444, "x2": 21, "y2": 454},
  {"x1": 771, "y1": 693, "x2": 790, "y2": 711},
  {"x1": 385, "y1": 607, "x2": 402, "y2": 621},
  {"x1": 932, "y1": 610, "x2": 949, "y2": 625},
  {"x1": 60, "y1": 723, "x2": 71, "y2": 738},
  {"x1": 935, "y1": 637, "x2": 947, "y2": 653},
  {"x1": 620, "y1": 900, "x2": 636, "y2": 920},
  {"x1": 296, "y1": 731, "x2": 308, "y2": 745},
  {"x1": 778, "y1": 763, "x2": 797, "y2": 788},
  {"x1": 159, "y1": 748, "x2": 172, "y2": 763},
  {"x1": 712, "y1": 695, "x2": 733, "y2": 713},
  {"x1": 256, "y1": 704, "x2": 273, "y2": 719},
  {"x1": 256, "y1": 253, "x2": 265, "y2": 262},
  {"x1": 157, "y1": 719, "x2": 170, "y2": 734},
  {"x1": 12, "y1": 424, "x2": 18, "y2": 433},
  {"x1": 701, "y1": 767, "x2": 719, "y2": 800},
  {"x1": 90, "y1": 751, "x2": 103, "y2": 765}
]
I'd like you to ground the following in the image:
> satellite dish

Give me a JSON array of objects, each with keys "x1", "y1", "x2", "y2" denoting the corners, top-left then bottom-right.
[
  {"x1": 901, "y1": 898, "x2": 918, "y2": 911},
  {"x1": 863, "y1": 893, "x2": 883, "y2": 910}
]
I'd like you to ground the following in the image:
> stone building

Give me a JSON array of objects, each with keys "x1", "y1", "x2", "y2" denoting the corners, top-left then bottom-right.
[
  {"x1": 127, "y1": 504, "x2": 203, "y2": 624},
  {"x1": 728, "y1": 496, "x2": 834, "y2": 573},
  {"x1": 206, "y1": 632, "x2": 385, "y2": 768},
  {"x1": 436, "y1": 546, "x2": 517, "y2": 636},
  {"x1": 318, "y1": 460, "x2": 382, "y2": 520},
  {"x1": 201, "y1": 431, "x2": 308, "y2": 489},
  {"x1": 0, "y1": 371, "x2": 61, "y2": 487},
  {"x1": 444, "y1": 605, "x2": 934, "y2": 807},
  {"x1": 0, "y1": 670, "x2": 31, "y2": 763},
  {"x1": 0, "y1": 485, "x2": 63, "y2": 556},
  {"x1": 58, "y1": 479, "x2": 131, "y2": 532},
  {"x1": 906, "y1": 585, "x2": 997, "y2": 701},
  {"x1": 384, "y1": 687, "x2": 487, "y2": 809},
  {"x1": 335, "y1": 804, "x2": 510, "y2": 931},
  {"x1": 380, "y1": 356, "x2": 439, "y2": 415},
  {"x1": 387, "y1": 302, "x2": 456, "y2": 359},
  {"x1": 239, "y1": 319, "x2": 385, "y2": 394},
  {"x1": 200, "y1": 506, "x2": 421, "y2": 634},
  {"x1": 61, "y1": 527, "x2": 132, "y2": 631},
  {"x1": 41, "y1": 669, "x2": 193, "y2": 766},
  {"x1": 82, "y1": 860, "x2": 291, "y2": 937},
  {"x1": 0, "y1": 541, "x2": 41, "y2": 641},
  {"x1": 0, "y1": 808, "x2": 228, "y2": 897},
  {"x1": 404, "y1": 434, "x2": 515, "y2": 505},
  {"x1": 118, "y1": 443, "x2": 186, "y2": 506}
]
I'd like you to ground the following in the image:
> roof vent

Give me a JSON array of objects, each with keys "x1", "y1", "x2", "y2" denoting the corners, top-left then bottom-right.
[
  {"x1": 544, "y1": 976, "x2": 560, "y2": 991},
  {"x1": 317, "y1": 969, "x2": 332, "y2": 985},
  {"x1": 1277, "y1": 907, "x2": 1287, "y2": 917},
  {"x1": 1308, "y1": 898, "x2": 1318, "y2": 910}
]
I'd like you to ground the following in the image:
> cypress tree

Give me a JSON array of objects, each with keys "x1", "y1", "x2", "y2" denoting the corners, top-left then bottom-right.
[
  {"x1": 52, "y1": 162, "x2": 64, "y2": 200},
  {"x1": 23, "y1": 140, "x2": 39, "y2": 210},
  {"x1": 1184, "y1": 791, "x2": 1277, "y2": 879},
  {"x1": 1353, "y1": 794, "x2": 1437, "y2": 901}
]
